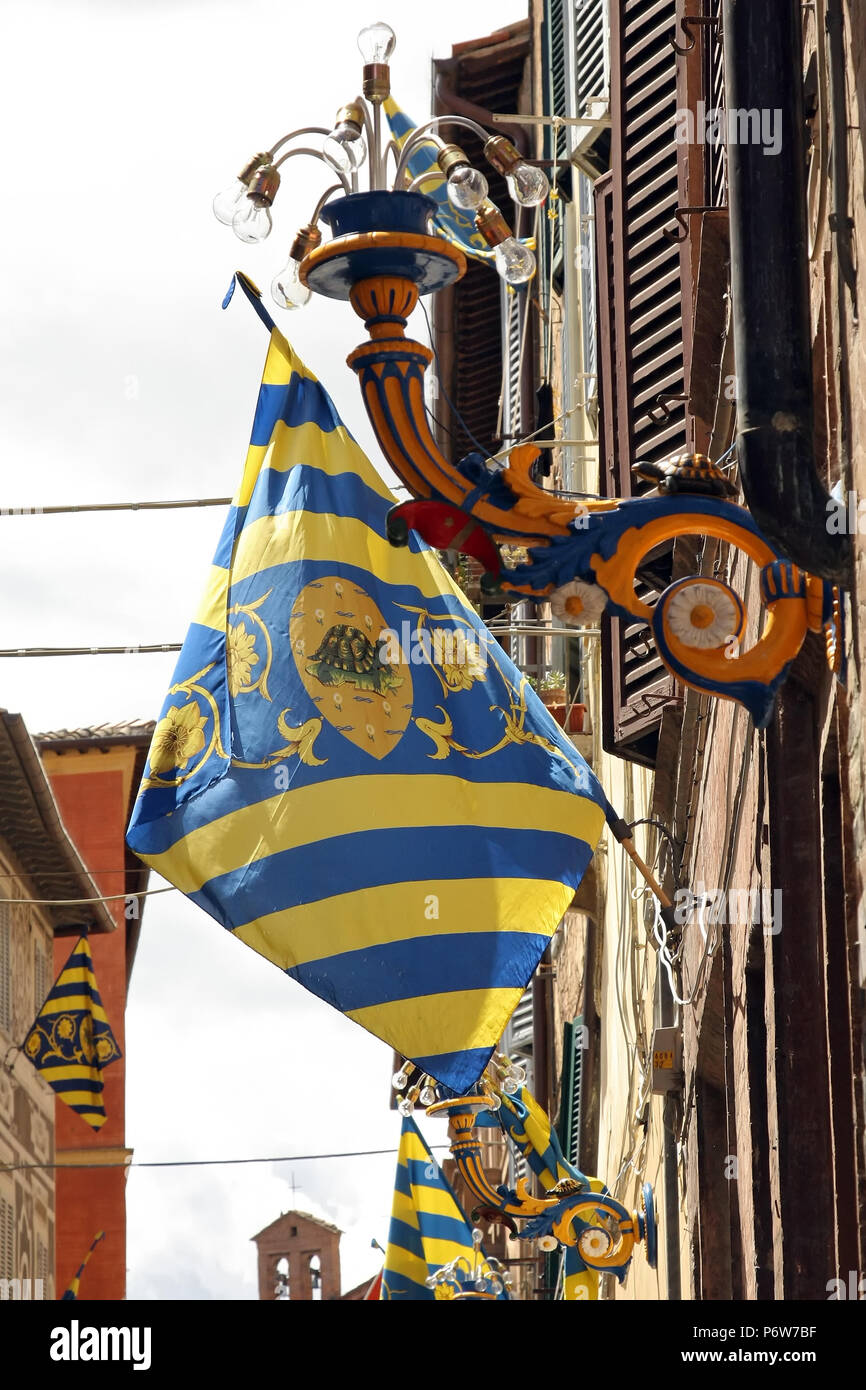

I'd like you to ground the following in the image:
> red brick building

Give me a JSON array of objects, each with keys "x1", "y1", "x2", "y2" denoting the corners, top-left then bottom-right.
[{"x1": 36, "y1": 722, "x2": 153, "y2": 1301}]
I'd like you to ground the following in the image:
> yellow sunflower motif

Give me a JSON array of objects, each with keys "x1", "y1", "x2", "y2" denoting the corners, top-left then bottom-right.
[
  {"x1": 432, "y1": 629, "x2": 487, "y2": 692},
  {"x1": 25, "y1": 1033, "x2": 41, "y2": 1058},
  {"x1": 95, "y1": 1037, "x2": 114, "y2": 1063},
  {"x1": 227, "y1": 621, "x2": 260, "y2": 696},
  {"x1": 56, "y1": 1016, "x2": 75, "y2": 1040},
  {"x1": 79, "y1": 1017, "x2": 95, "y2": 1063},
  {"x1": 149, "y1": 701, "x2": 208, "y2": 775}
]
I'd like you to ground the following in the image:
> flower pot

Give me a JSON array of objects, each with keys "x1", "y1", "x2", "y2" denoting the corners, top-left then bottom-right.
[{"x1": 566, "y1": 703, "x2": 587, "y2": 733}]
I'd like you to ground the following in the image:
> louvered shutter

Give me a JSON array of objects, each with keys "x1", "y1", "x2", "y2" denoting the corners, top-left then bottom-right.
[
  {"x1": 595, "y1": 1, "x2": 685, "y2": 766},
  {"x1": 34, "y1": 936, "x2": 50, "y2": 1016},
  {"x1": 0, "y1": 1195, "x2": 14, "y2": 1282},
  {"x1": 36, "y1": 1238, "x2": 49, "y2": 1299},
  {"x1": 432, "y1": 29, "x2": 531, "y2": 455},
  {"x1": 557, "y1": 1017, "x2": 585, "y2": 1166},
  {"x1": 568, "y1": 0, "x2": 612, "y2": 177},
  {"x1": 501, "y1": 982, "x2": 534, "y2": 1190},
  {"x1": 0, "y1": 906, "x2": 11, "y2": 1036},
  {"x1": 541, "y1": 0, "x2": 569, "y2": 293}
]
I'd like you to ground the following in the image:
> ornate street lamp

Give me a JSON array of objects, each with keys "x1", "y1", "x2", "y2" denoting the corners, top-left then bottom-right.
[
  {"x1": 212, "y1": 21, "x2": 548, "y2": 300},
  {"x1": 212, "y1": 20, "x2": 843, "y2": 731}
]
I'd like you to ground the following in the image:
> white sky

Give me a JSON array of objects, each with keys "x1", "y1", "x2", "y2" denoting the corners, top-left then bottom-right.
[{"x1": 0, "y1": 0, "x2": 519, "y2": 1298}]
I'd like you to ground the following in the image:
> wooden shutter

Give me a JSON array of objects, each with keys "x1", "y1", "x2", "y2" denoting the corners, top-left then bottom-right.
[
  {"x1": 0, "y1": 906, "x2": 11, "y2": 1036},
  {"x1": 568, "y1": 0, "x2": 612, "y2": 177},
  {"x1": 557, "y1": 1017, "x2": 585, "y2": 1166},
  {"x1": 595, "y1": 0, "x2": 686, "y2": 766},
  {"x1": 432, "y1": 27, "x2": 531, "y2": 456},
  {"x1": 0, "y1": 1194, "x2": 14, "y2": 1282},
  {"x1": 33, "y1": 936, "x2": 50, "y2": 1016}
]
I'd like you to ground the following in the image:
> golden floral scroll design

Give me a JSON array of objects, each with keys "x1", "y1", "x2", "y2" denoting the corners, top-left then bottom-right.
[
  {"x1": 231, "y1": 708, "x2": 328, "y2": 769},
  {"x1": 140, "y1": 663, "x2": 229, "y2": 790},
  {"x1": 398, "y1": 602, "x2": 586, "y2": 778},
  {"x1": 227, "y1": 590, "x2": 274, "y2": 700}
]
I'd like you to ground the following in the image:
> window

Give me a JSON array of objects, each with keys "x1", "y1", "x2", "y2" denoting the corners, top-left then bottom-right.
[
  {"x1": 0, "y1": 1194, "x2": 14, "y2": 1282},
  {"x1": 0, "y1": 905, "x2": 12, "y2": 1036},
  {"x1": 34, "y1": 936, "x2": 51, "y2": 1015},
  {"x1": 557, "y1": 1016, "x2": 585, "y2": 1167}
]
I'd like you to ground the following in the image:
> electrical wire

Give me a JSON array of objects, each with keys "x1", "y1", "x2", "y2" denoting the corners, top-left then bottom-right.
[
  {"x1": 0, "y1": 1144, "x2": 450, "y2": 1175},
  {"x1": 0, "y1": 886, "x2": 175, "y2": 906},
  {"x1": 0, "y1": 497, "x2": 232, "y2": 517},
  {"x1": 0, "y1": 645, "x2": 182, "y2": 658}
]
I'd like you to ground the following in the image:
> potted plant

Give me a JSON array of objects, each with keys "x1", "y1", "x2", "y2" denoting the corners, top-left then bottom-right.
[{"x1": 537, "y1": 670, "x2": 586, "y2": 732}]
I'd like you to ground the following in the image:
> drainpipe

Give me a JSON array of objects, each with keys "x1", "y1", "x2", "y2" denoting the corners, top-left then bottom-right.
[{"x1": 721, "y1": 0, "x2": 850, "y2": 582}]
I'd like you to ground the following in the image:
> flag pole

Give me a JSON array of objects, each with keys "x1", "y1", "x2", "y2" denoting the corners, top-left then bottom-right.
[{"x1": 603, "y1": 804, "x2": 674, "y2": 910}]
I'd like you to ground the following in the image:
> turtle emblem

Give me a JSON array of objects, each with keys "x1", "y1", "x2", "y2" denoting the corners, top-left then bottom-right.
[
  {"x1": 306, "y1": 624, "x2": 404, "y2": 697},
  {"x1": 632, "y1": 452, "x2": 736, "y2": 498}
]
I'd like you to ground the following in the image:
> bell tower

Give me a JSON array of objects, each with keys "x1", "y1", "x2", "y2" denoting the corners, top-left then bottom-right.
[{"x1": 251, "y1": 1210, "x2": 341, "y2": 1300}]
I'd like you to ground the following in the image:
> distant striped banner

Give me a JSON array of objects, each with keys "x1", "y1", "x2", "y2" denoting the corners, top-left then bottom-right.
[
  {"x1": 61, "y1": 1230, "x2": 105, "y2": 1300},
  {"x1": 381, "y1": 1116, "x2": 491, "y2": 1299},
  {"x1": 21, "y1": 938, "x2": 121, "y2": 1131},
  {"x1": 126, "y1": 323, "x2": 606, "y2": 1092},
  {"x1": 494, "y1": 1084, "x2": 603, "y2": 1300}
]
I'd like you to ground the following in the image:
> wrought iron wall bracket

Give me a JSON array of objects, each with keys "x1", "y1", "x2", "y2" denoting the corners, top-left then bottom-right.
[
  {"x1": 670, "y1": 15, "x2": 721, "y2": 56},
  {"x1": 663, "y1": 205, "x2": 726, "y2": 242}
]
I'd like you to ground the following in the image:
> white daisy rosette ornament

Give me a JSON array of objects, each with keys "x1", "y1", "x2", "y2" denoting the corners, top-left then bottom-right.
[
  {"x1": 664, "y1": 578, "x2": 744, "y2": 650},
  {"x1": 549, "y1": 579, "x2": 608, "y2": 627}
]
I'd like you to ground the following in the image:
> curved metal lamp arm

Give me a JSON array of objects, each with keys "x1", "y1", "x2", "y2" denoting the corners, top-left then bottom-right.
[
  {"x1": 394, "y1": 114, "x2": 491, "y2": 186},
  {"x1": 272, "y1": 146, "x2": 352, "y2": 196},
  {"x1": 407, "y1": 169, "x2": 446, "y2": 193},
  {"x1": 311, "y1": 183, "x2": 346, "y2": 223},
  {"x1": 268, "y1": 125, "x2": 331, "y2": 158}
]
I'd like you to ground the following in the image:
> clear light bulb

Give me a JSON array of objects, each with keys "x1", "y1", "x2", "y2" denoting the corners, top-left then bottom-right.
[
  {"x1": 493, "y1": 237, "x2": 536, "y2": 285},
  {"x1": 213, "y1": 179, "x2": 247, "y2": 226},
  {"x1": 357, "y1": 21, "x2": 396, "y2": 64},
  {"x1": 506, "y1": 162, "x2": 550, "y2": 208},
  {"x1": 271, "y1": 259, "x2": 311, "y2": 310},
  {"x1": 419, "y1": 1084, "x2": 436, "y2": 1106},
  {"x1": 231, "y1": 197, "x2": 273, "y2": 244},
  {"x1": 447, "y1": 165, "x2": 488, "y2": 212},
  {"x1": 392, "y1": 1068, "x2": 409, "y2": 1090},
  {"x1": 323, "y1": 123, "x2": 367, "y2": 174}
]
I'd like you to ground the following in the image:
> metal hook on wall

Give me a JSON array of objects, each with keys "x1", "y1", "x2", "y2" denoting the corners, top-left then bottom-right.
[{"x1": 670, "y1": 14, "x2": 721, "y2": 57}]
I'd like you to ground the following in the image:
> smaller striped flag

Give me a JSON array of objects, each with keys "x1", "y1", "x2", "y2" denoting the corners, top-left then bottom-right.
[
  {"x1": 61, "y1": 1230, "x2": 105, "y2": 1300},
  {"x1": 22, "y1": 936, "x2": 121, "y2": 1130},
  {"x1": 381, "y1": 1116, "x2": 498, "y2": 1299}
]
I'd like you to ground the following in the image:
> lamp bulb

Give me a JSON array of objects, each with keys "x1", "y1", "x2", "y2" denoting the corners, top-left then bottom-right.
[
  {"x1": 271, "y1": 258, "x2": 311, "y2": 311},
  {"x1": 357, "y1": 21, "x2": 396, "y2": 64},
  {"x1": 506, "y1": 162, "x2": 550, "y2": 208},
  {"x1": 213, "y1": 179, "x2": 247, "y2": 226},
  {"x1": 493, "y1": 237, "x2": 536, "y2": 285},
  {"x1": 231, "y1": 198, "x2": 273, "y2": 244},
  {"x1": 323, "y1": 124, "x2": 367, "y2": 174},
  {"x1": 446, "y1": 164, "x2": 488, "y2": 212}
]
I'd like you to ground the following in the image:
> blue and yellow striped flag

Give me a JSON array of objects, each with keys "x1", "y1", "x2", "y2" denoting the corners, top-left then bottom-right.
[
  {"x1": 22, "y1": 937, "x2": 121, "y2": 1131},
  {"x1": 61, "y1": 1230, "x2": 105, "y2": 1300},
  {"x1": 493, "y1": 1084, "x2": 604, "y2": 1300},
  {"x1": 385, "y1": 97, "x2": 494, "y2": 262},
  {"x1": 381, "y1": 1116, "x2": 492, "y2": 1299},
  {"x1": 126, "y1": 319, "x2": 606, "y2": 1093}
]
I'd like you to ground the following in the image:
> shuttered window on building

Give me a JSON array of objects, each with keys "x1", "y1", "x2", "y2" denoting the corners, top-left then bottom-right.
[
  {"x1": 432, "y1": 26, "x2": 531, "y2": 457},
  {"x1": 36, "y1": 1238, "x2": 49, "y2": 1298},
  {"x1": 0, "y1": 905, "x2": 12, "y2": 1036},
  {"x1": 34, "y1": 936, "x2": 50, "y2": 1015},
  {"x1": 595, "y1": 0, "x2": 686, "y2": 766},
  {"x1": 502, "y1": 982, "x2": 534, "y2": 1190},
  {"x1": 557, "y1": 1017, "x2": 586, "y2": 1167},
  {"x1": 0, "y1": 1194, "x2": 14, "y2": 1281}
]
